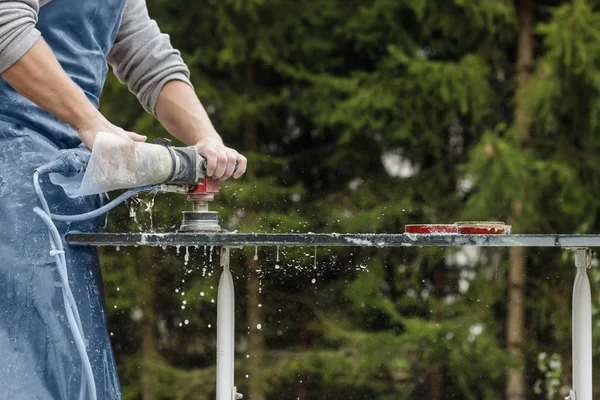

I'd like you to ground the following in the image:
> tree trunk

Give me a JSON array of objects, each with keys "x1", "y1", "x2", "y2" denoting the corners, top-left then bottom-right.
[
  {"x1": 141, "y1": 314, "x2": 157, "y2": 400},
  {"x1": 296, "y1": 296, "x2": 311, "y2": 399},
  {"x1": 429, "y1": 364, "x2": 445, "y2": 400},
  {"x1": 247, "y1": 257, "x2": 265, "y2": 400},
  {"x1": 141, "y1": 251, "x2": 157, "y2": 400},
  {"x1": 429, "y1": 263, "x2": 446, "y2": 400},
  {"x1": 507, "y1": 1, "x2": 534, "y2": 399},
  {"x1": 244, "y1": 57, "x2": 266, "y2": 399}
]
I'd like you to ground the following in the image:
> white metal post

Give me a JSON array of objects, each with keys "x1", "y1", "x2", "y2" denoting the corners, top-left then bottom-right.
[
  {"x1": 216, "y1": 247, "x2": 242, "y2": 400},
  {"x1": 569, "y1": 248, "x2": 593, "y2": 400}
]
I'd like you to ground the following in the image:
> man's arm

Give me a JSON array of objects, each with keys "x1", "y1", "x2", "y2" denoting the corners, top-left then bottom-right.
[
  {"x1": 0, "y1": 1, "x2": 145, "y2": 148},
  {"x1": 108, "y1": 0, "x2": 246, "y2": 180},
  {"x1": 155, "y1": 81, "x2": 247, "y2": 180},
  {"x1": 2, "y1": 39, "x2": 147, "y2": 148}
]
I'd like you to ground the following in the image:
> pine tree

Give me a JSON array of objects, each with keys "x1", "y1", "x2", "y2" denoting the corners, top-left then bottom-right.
[{"x1": 97, "y1": 0, "x2": 600, "y2": 399}]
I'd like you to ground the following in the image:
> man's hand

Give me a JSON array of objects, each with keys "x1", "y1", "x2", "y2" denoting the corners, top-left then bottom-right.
[
  {"x1": 76, "y1": 113, "x2": 147, "y2": 149},
  {"x1": 194, "y1": 136, "x2": 247, "y2": 180},
  {"x1": 156, "y1": 80, "x2": 248, "y2": 181}
]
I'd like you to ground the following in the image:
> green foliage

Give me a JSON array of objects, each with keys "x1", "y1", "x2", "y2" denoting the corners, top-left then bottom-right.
[{"x1": 97, "y1": 0, "x2": 600, "y2": 398}]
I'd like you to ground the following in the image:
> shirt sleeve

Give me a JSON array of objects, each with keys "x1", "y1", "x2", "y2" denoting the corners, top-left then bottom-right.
[
  {"x1": 0, "y1": 0, "x2": 41, "y2": 73},
  {"x1": 107, "y1": 0, "x2": 192, "y2": 115}
]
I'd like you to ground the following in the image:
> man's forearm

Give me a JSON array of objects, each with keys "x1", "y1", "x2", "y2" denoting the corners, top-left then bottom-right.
[
  {"x1": 155, "y1": 80, "x2": 247, "y2": 179},
  {"x1": 2, "y1": 39, "x2": 100, "y2": 131},
  {"x1": 155, "y1": 80, "x2": 223, "y2": 145}
]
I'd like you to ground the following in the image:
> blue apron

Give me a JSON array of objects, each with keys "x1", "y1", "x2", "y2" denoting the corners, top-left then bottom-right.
[{"x1": 0, "y1": 0, "x2": 125, "y2": 398}]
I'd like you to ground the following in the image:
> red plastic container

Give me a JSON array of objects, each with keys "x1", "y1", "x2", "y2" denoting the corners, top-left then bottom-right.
[
  {"x1": 455, "y1": 221, "x2": 511, "y2": 235},
  {"x1": 404, "y1": 224, "x2": 458, "y2": 234}
]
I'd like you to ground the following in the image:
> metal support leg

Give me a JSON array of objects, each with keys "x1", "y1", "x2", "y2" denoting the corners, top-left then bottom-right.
[
  {"x1": 567, "y1": 248, "x2": 593, "y2": 400},
  {"x1": 217, "y1": 247, "x2": 242, "y2": 400}
]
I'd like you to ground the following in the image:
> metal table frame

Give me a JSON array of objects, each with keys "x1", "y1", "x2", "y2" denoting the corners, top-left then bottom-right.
[{"x1": 68, "y1": 233, "x2": 596, "y2": 400}]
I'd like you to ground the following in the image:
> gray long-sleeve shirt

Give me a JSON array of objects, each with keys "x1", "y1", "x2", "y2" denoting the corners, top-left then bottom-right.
[{"x1": 0, "y1": 0, "x2": 191, "y2": 114}]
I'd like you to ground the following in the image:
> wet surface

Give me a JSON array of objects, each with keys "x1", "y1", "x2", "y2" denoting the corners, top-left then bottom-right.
[{"x1": 67, "y1": 232, "x2": 600, "y2": 248}]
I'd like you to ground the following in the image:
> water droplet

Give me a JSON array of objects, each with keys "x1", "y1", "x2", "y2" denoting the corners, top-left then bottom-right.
[
  {"x1": 311, "y1": 278, "x2": 316, "y2": 284},
  {"x1": 200, "y1": 291, "x2": 205, "y2": 296},
  {"x1": 182, "y1": 300, "x2": 187, "y2": 305},
  {"x1": 116, "y1": 287, "x2": 120, "y2": 291},
  {"x1": 181, "y1": 305, "x2": 186, "y2": 310},
  {"x1": 176, "y1": 245, "x2": 181, "y2": 255},
  {"x1": 175, "y1": 288, "x2": 179, "y2": 293},
  {"x1": 208, "y1": 324, "x2": 212, "y2": 328},
  {"x1": 161, "y1": 245, "x2": 167, "y2": 250},
  {"x1": 245, "y1": 374, "x2": 249, "y2": 379},
  {"x1": 256, "y1": 324, "x2": 262, "y2": 330},
  {"x1": 116, "y1": 246, "x2": 120, "y2": 252},
  {"x1": 274, "y1": 264, "x2": 280, "y2": 270},
  {"x1": 184, "y1": 319, "x2": 189, "y2": 325}
]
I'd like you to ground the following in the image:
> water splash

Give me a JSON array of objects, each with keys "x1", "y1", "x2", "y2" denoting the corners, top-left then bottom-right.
[
  {"x1": 128, "y1": 199, "x2": 140, "y2": 230},
  {"x1": 140, "y1": 191, "x2": 157, "y2": 231},
  {"x1": 184, "y1": 246, "x2": 190, "y2": 266}
]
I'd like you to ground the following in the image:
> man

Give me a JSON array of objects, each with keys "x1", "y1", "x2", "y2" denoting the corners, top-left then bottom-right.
[{"x1": 0, "y1": 0, "x2": 246, "y2": 398}]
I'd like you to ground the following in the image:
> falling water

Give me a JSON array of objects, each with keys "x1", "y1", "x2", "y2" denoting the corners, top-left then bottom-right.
[
  {"x1": 184, "y1": 246, "x2": 190, "y2": 266},
  {"x1": 275, "y1": 246, "x2": 280, "y2": 269},
  {"x1": 254, "y1": 246, "x2": 258, "y2": 261},
  {"x1": 140, "y1": 191, "x2": 157, "y2": 231},
  {"x1": 128, "y1": 200, "x2": 139, "y2": 230}
]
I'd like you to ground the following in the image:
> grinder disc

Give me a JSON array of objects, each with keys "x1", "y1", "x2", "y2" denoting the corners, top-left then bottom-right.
[{"x1": 179, "y1": 211, "x2": 222, "y2": 232}]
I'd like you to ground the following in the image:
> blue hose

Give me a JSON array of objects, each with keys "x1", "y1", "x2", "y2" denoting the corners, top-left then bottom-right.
[
  {"x1": 33, "y1": 170, "x2": 158, "y2": 400},
  {"x1": 50, "y1": 185, "x2": 159, "y2": 222}
]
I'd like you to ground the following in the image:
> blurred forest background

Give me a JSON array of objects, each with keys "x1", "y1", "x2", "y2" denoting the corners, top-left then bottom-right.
[{"x1": 97, "y1": 0, "x2": 600, "y2": 398}]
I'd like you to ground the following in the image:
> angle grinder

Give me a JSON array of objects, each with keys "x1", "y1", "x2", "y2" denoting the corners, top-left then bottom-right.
[
  {"x1": 150, "y1": 138, "x2": 224, "y2": 232},
  {"x1": 46, "y1": 134, "x2": 226, "y2": 232}
]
